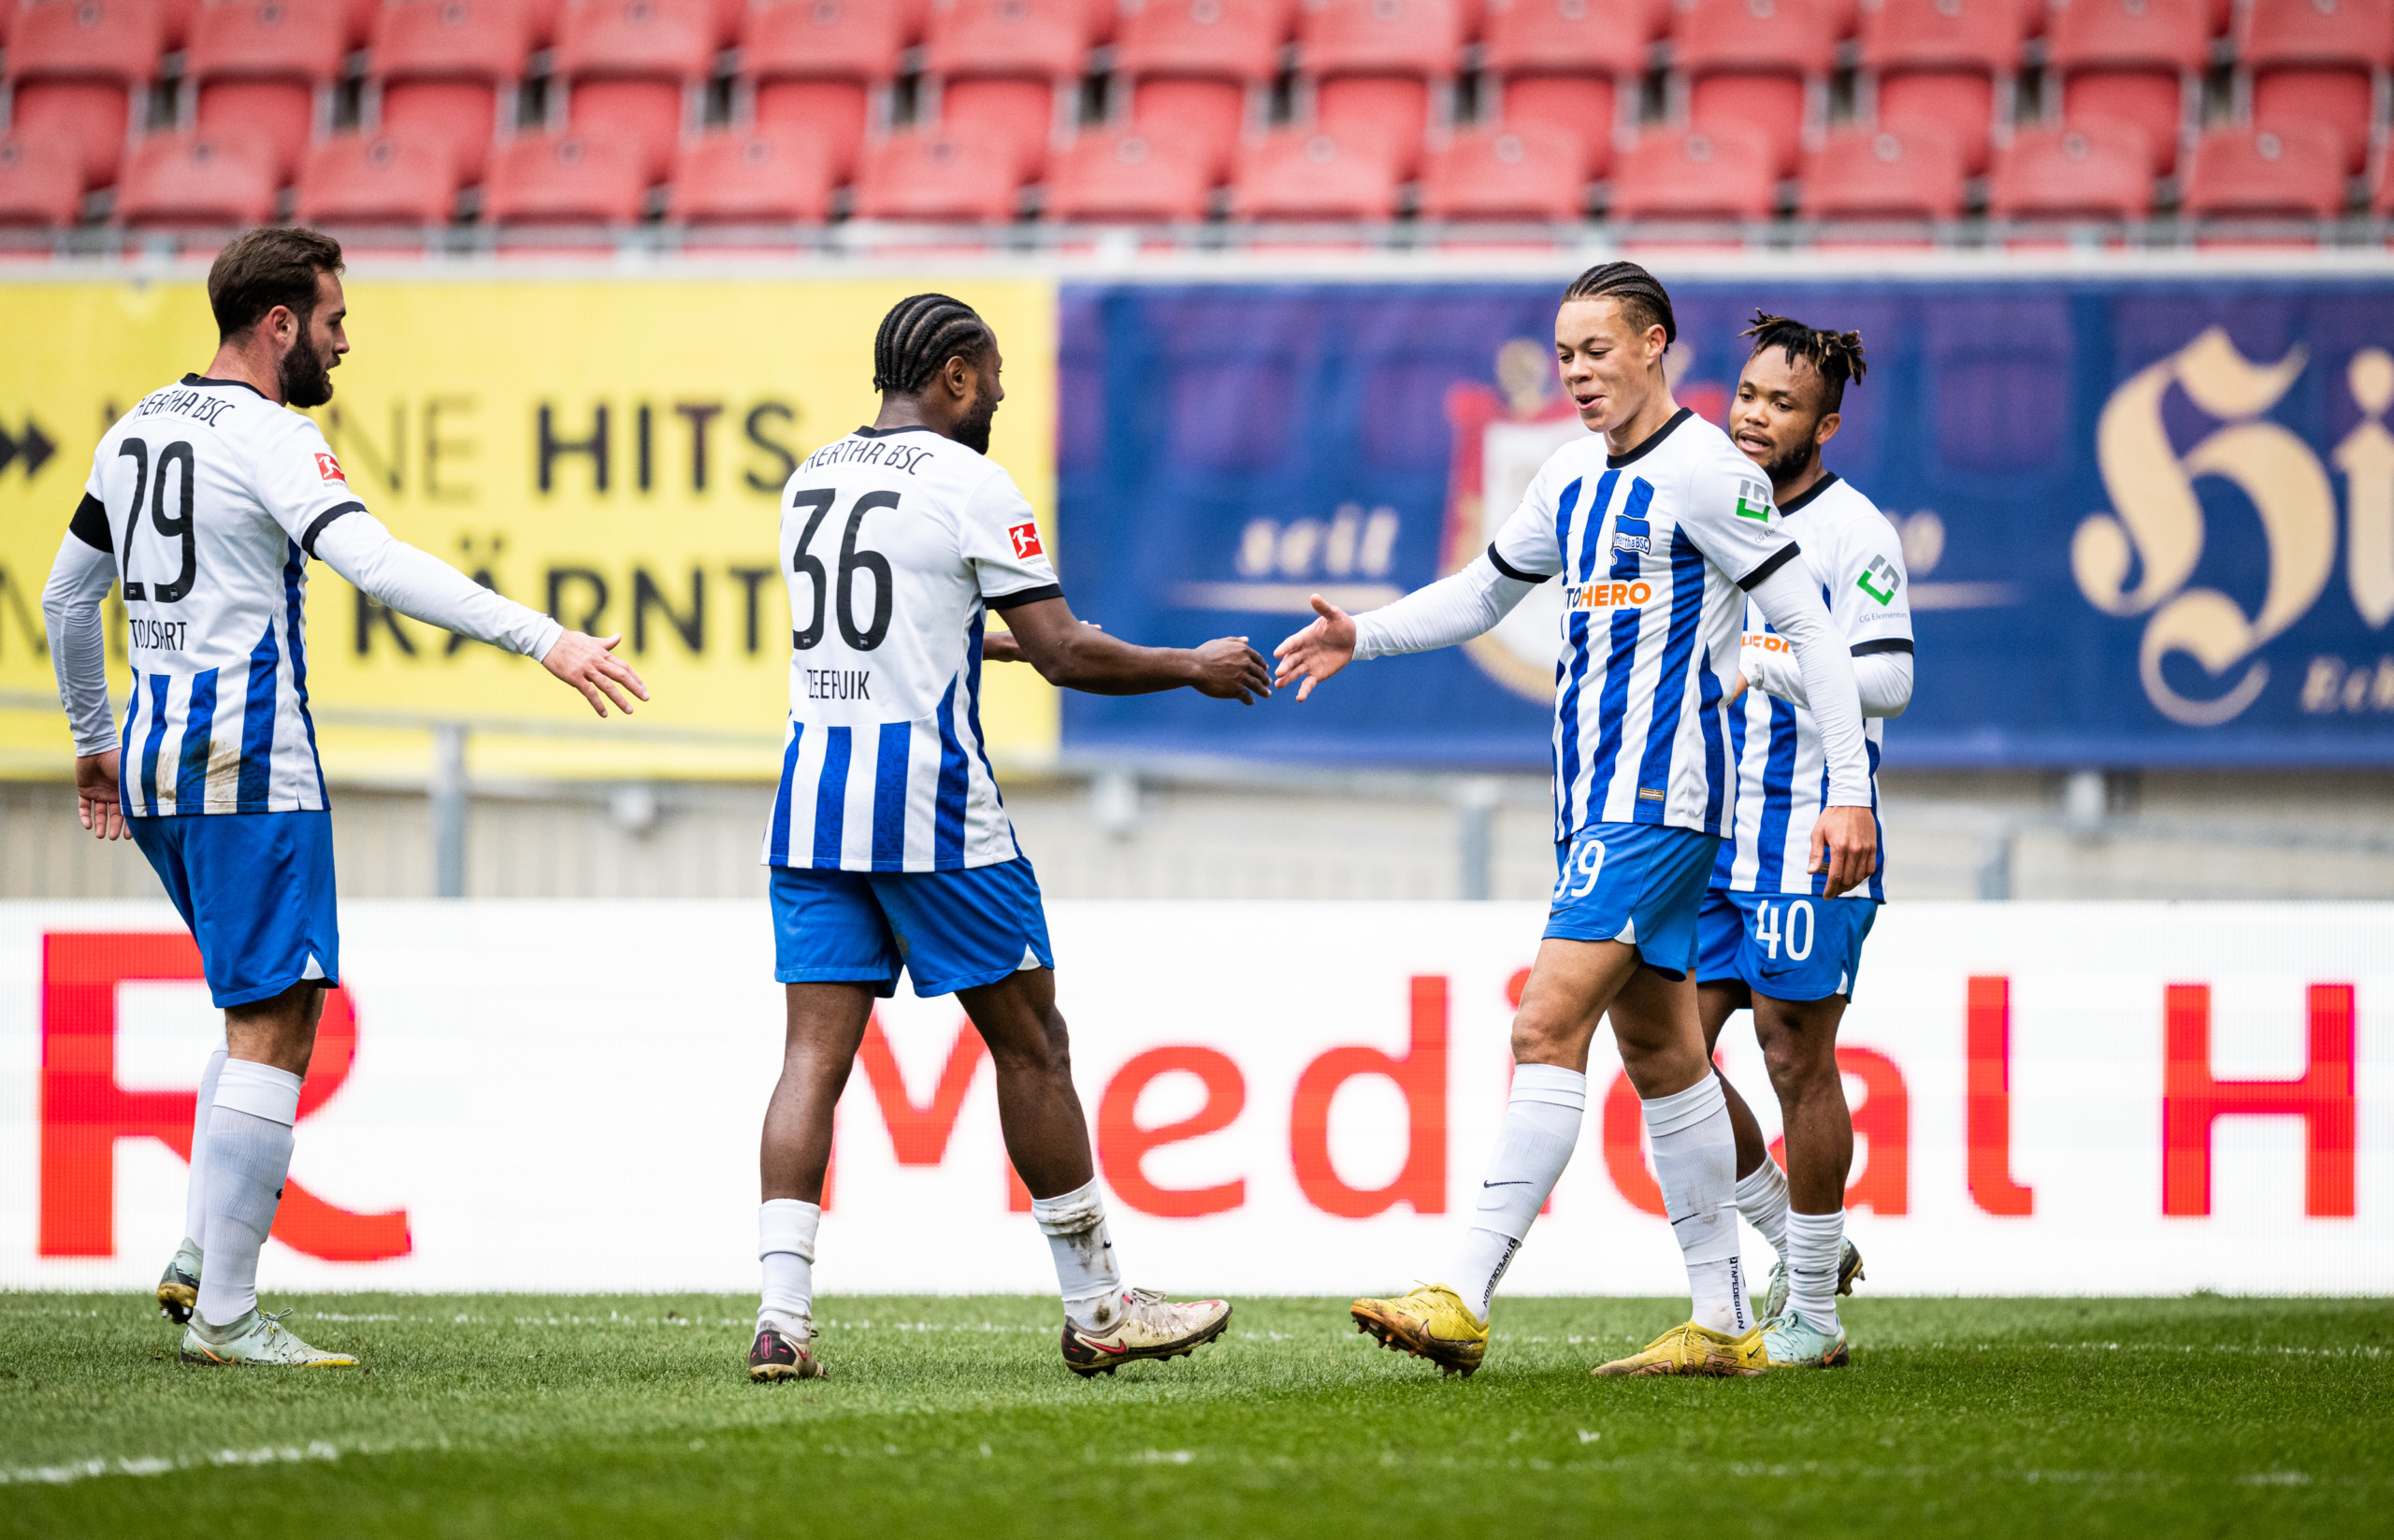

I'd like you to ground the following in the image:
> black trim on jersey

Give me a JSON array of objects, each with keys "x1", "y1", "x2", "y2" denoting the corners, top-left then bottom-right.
[
  {"x1": 1776, "y1": 471, "x2": 1841, "y2": 516},
  {"x1": 180, "y1": 372, "x2": 270, "y2": 400},
  {"x1": 986, "y1": 583, "x2": 1063, "y2": 612},
  {"x1": 852, "y1": 424, "x2": 943, "y2": 439},
  {"x1": 1485, "y1": 542, "x2": 1555, "y2": 583},
  {"x1": 67, "y1": 493, "x2": 112, "y2": 553},
  {"x1": 300, "y1": 501, "x2": 366, "y2": 558},
  {"x1": 1851, "y1": 636, "x2": 1914, "y2": 656},
  {"x1": 1737, "y1": 542, "x2": 1802, "y2": 592},
  {"x1": 1605, "y1": 407, "x2": 1694, "y2": 468}
]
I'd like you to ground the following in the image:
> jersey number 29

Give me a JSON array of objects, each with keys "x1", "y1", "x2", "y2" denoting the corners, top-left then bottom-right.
[
  {"x1": 788, "y1": 488, "x2": 893, "y2": 652},
  {"x1": 114, "y1": 439, "x2": 198, "y2": 603}
]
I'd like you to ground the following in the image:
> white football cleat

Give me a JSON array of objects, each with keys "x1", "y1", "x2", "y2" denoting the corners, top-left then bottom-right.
[
  {"x1": 1060, "y1": 1288, "x2": 1231, "y2": 1377},
  {"x1": 179, "y1": 1307, "x2": 358, "y2": 1369},
  {"x1": 1762, "y1": 1237, "x2": 1865, "y2": 1322}
]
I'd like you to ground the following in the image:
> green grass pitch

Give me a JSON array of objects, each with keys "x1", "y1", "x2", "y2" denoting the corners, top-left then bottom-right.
[{"x1": 1, "y1": 1292, "x2": 2385, "y2": 1537}]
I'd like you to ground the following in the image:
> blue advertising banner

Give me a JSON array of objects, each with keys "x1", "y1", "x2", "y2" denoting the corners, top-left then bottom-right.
[{"x1": 1057, "y1": 277, "x2": 2394, "y2": 770}]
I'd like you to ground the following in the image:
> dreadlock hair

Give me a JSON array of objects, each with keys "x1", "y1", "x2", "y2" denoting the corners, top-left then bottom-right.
[
  {"x1": 1738, "y1": 310, "x2": 1868, "y2": 414},
  {"x1": 872, "y1": 293, "x2": 995, "y2": 396},
  {"x1": 1561, "y1": 261, "x2": 1677, "y2": 348}
]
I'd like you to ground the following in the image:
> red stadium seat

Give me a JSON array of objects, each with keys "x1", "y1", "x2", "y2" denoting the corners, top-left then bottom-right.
[
  {"x1": 114, "y1": 133, "x2": 279, "y2": 226},
  {"x1": 1671, "y1": 0, "x2": 1839, "y2": 177},
  {"x1": 1230, "y1": 129, "x2": 1401, "y2": 219},
  {"x1": 922, "y1": 0, "x2": 1092, "y2": 177},
  {"x1": 743, "y1": 0, "x2": 904, "y2": 183},
  {"x1": 1859, "y1": 0, "x2": 2021, "y2": 175},
  {"x1": 369, "y1": 0, "x2": 533, "y2": 186},
  {"x1": 1297, "y1": 0, "x2": 1465, "y2": 177},
  {"x1": 554, "y1": 0, "x2": 719, "y2": 180},
  {"x1": 295, "y1": 133, "x2": 461, "y2": 225},
  {"x1": 0, "y1": 135, "x2": 87, "y2": 225},
  {"x1": 1419, "y1": 123, "x2": 1586, "y2": 219},
  {"x1": 1114, "y1": 0, "x2": 1287, "y2": 180},
  {"x1": 2376, "y1": 142, "x2": 2394, "y2": 212},
  {"x1": 1044, "y1": 127, "x2": 1218, "y2": 221},
  {"x1": 521, "y1": 0, "x2": 567, "y2": 43},
  {"x1": 1799, "y1": 124, "x2": 1966, "y2": 225},
  {"x1": 1482, "y1": 0, "x2": 1653, "y2": 177},
  {"x1": 5, "y1": 0, "x2": 165, "y2": 188},
  {"x1": 851, "y1": 130, "x2": 1025, "y2": 221},
  {"x1": 2046, "y1": 0, "x2": 2208, "y2": 176},
  {"x1": 186, "y1": 0, "x2": 349, "y2": 182},
  {"x1": 483, "y1": 131, "x2": 650, "y2": 225},
  {"x1": 670, "y1": 125, "x2": 835, "y2": 222},
  {"x1": 2240, "y1": 0, "x2": 2394, "y2": 174},
  {"x1": 1608, "y1": 122, "x2": 1778, "y2": 222},
  {"x1": 1988, "y1": 120, "x2": 2154, "y2": 221},
  {"x1": 2180, "y1": 122, "x2": 2349, "y2": 221}
]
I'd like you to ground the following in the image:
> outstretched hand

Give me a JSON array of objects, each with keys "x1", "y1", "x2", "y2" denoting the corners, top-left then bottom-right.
[
  {"x1": 1190, "y1": 637, "x2": 1273, "y2": 704},
  {"x1": 74, "y1": 750, "x2": 125, "y2": 841},
  {"x1": 1272, "y1": 596, "x2": 1358, "y2": 702},
  {"x1": 543, "y1": 630, "x2": 651, "y2": 718}
]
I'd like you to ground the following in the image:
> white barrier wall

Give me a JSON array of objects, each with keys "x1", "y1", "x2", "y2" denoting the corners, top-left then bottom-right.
[{"x1": 2, "y1": 900, "x2": 2386, "y2": 1296}]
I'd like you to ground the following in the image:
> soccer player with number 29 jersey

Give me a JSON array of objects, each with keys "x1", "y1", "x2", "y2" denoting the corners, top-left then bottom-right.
[
  {"x1": 1276, "y1": 264, "x2": 1878, "y2": 1380},
  {"x1": 1698, "y1": 315, "x2": 1915, "y2": 1370},
  {"x1": 40, "y1": 228, "x2": 647, "y2": 1370},
  {"x1": 744, "y1": 295, "x2": 1272, "y2": 1384}
]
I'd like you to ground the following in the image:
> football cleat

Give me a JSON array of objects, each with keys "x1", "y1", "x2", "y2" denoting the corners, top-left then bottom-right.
[
  {"x1": 1592, "y1": 1319, "x2": 1767, "y2": 1378},
  {"x1": 1060, "y1": 1288, "x2": 1231, "y2": 1377},
  {"x1": 156, "y1": 1239, "x2": 202, "y2": 1325},
  {"x1": 1349, "y1": 1282, "x2": 1489, "y2": 1378},
  {"x1": 747, "y1": 1325, "x2": 827, "y2": 1383},
  {"x1": 1761, "y1": 1237, "x2": 1866, "y2": 1322},
  {"x1": 1760, "y1": 1312, "x2": 1850, "y2": 1368},
  {"x1": 179, "y1": 1307, "x2": 358, "y2": 1369}
]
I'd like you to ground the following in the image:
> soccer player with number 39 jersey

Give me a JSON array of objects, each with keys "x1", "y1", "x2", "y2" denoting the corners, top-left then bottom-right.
[
  {"x1": 744, "y1": 295, "x2": 1272, "y2": 1385},
  {"x1": 1276, "y1": 264, "x2": 1877, "y2": 1381},
  {"x1": 40, "y1": 228, "x2": 647, "y2": 1370},
  {"x1": 1698, "y1": 315, "x2": 1915, "y2": 1370}
]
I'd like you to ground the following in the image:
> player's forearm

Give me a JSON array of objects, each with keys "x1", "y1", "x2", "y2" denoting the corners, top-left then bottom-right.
[
  {"x1": 1024, "y1": 630, "x2": 1200, "y2": 695},
  {"x1": 313, "y1": 512, "x2": 563, "y2": 660},
  {"x1": 1749, "y1": 648, "x2": 1913, "y2": 718},
  {"x1": 1352, "y1": 555, "x2": 1537, "y2": 660},
  {"x1": 42, "y1": 533, "x2": 117, "y2": 755},
  {"x1": 1747, "y1": 561, "x2": 1870, "y2": 805}
]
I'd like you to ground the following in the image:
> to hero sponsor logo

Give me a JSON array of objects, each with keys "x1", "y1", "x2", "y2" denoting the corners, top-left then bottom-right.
[{"x1": 1563, "y1": 580, "x2": 1651, "y2": 612}]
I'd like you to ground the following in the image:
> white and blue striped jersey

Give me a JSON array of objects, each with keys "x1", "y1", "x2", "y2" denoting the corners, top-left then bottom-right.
[
  {"x1": 762, "y1": 425, "x2": 1060, "y2": 871},
  {"x1": 79, "y1": 376, "x2": 369, "y2": 815},
  {"x1": 1716, "y1": 473, "x2": 1914, "y2": 902},
  {"x1": 1488, "y1": 408, "x2": 1801, "y2": 842}
]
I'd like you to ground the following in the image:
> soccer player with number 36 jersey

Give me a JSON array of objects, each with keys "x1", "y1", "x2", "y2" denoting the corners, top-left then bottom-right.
[
  {"x1": 40, "y1": 227, "x2": 647, "y2": 1370},
  {"x1": 1276, "y1": 264, "x2": 1877, "y2": 1381},
  {"x1": 745, "y1": 295, "x2": 1272, "y2": 1385},
  {"x1": 1698, "y1": 315, "x2": 1915, "y2": 1370}
]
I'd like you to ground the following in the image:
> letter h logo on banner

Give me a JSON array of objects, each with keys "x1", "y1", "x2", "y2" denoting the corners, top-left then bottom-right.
[{"x1": 2162, "y1": 983, "x2": 2357, "y2": 1218}]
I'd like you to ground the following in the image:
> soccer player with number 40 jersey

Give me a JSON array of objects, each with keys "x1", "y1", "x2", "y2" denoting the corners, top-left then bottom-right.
[{"x1": 1700, "y1": 315, "x2": 1915, "y2": 1370}]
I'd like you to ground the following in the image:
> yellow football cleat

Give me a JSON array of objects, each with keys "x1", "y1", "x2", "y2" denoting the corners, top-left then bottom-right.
[
  {"x1": 1350, "y1": 1283, "x2": 1489, "y2": 1377},
  {"x1": 1592, "y1": 1319, "x2": 1767, "y2": 1378}
]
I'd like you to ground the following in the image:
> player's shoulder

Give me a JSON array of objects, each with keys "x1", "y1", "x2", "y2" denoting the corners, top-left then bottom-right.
[{"x1": 1800, "y1": 474, "x2": 1902, "y2": 556}]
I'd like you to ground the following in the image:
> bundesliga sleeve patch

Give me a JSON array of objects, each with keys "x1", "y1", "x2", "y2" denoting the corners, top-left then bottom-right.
[
  {"x1": 314, "y1": 451, "x2": 346, "y2": 483},
  {"x1": 1008, "y1": 521, "x2": 1045, "y2": 560}
]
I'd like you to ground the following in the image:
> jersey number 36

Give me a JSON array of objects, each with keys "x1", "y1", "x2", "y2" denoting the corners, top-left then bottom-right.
[{"x1": 788, "y1": 488, "x2": 893, "y2": 652}]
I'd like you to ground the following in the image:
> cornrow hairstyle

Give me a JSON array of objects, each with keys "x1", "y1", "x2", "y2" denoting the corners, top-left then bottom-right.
[
  {"x1": 872, "y1": 293, "x2": 995, "y2": 396},
  {"x1": 1561, "y1": 260, "x2": 1677, "y2": 347},
  {"x1": 1738, "y1": 309, "x2": 1868, "y2": 414}
]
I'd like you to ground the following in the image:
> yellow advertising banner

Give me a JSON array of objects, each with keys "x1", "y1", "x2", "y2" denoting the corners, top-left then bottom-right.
[{"x1": 0, "y1": 274, "x2": 1061, "y2": 783}]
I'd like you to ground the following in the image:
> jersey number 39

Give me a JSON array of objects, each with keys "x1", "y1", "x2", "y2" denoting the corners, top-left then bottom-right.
[{"x1": 788, "y1": 488, "x2": 894, "y2": 652}]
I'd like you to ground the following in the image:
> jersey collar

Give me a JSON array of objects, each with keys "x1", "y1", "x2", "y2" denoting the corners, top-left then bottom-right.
[
  {"x1": 1605, "y1": 406, "x2": 1693, "y2": 468},
  {"x1": 853, "y1": 424, "x2": 942, "y2": 439},
  {"x1": 180, "y1": 372, "x2": 271, "y2": 401},
  {"x1": 1775, "y1": 469, "x2": 1840, "y2": 516}
]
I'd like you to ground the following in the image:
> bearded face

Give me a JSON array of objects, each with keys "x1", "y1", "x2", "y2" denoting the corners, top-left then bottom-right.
[
  {"x1": 954, "y1": 391, "x2": 996, "y2": 455},
  {"x1": 279, "y1": 319, "x2": 337, "y2": 409}
]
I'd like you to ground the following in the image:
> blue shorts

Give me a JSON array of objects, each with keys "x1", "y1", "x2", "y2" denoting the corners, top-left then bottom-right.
[
  {"x1": 1696, "y1": 888, "x2": 1878, "y2": 1002},
  {"x1": 126, "y1": 810, "x2": 340, "y2": 1009},
  {"x1": 770, "y1": 857, "x2": 1056, "y2": 999},
  {"x1": 1545, "y1": 823, "x2": 1719, "y2": 980}
]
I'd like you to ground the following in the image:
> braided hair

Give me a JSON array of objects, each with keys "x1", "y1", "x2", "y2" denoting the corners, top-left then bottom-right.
[
  {"x1": 872, "y1": 293, "x2": 995, "y2": 396},
  {"x1": 1738, "y1": 310, "x2": 1868, "y2": 414},
  {"x1": 1562, "y1": 261, "x2": 1677, "y2": 348}
]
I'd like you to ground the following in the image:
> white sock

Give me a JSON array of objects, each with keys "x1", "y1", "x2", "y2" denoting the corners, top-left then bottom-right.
[
  {"x1": 1735, "y1": 1154, "x2": 1791, "y2": 1260},
  {"x1": 182, "y1": 1042, "x2": 228, "y2": 1255},
  {"x1": 1448, "y1": 1063, "x2": 1584, "y2": 1323},
  {"x1": 1644, "y1": 1075, "x2": 1750, "y2": 1335},
  {"x1": 194, "y1": 1059, "x2": 301, "y2": 1330},
  {"x1": 757, "y1": 1198, "x2": 820, "y2": 1339},
  {"x1": 1785, "y1": 1208, "x2": 1845, "y2": 1332},
  {"x1": 1031, "y1": 1178, "x2": 1122, "y2": 1332}
]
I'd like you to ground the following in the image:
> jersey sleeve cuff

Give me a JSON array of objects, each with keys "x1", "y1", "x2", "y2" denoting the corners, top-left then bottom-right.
[
  {"x1": 67, "y1": 493, "x2": 112, "y2": 553},
  {"x1": 985, "y1": 583, "x2": 1062, "y2": 612},
  {"x1": 1736, "y1": 543, "x2": 1802, "y2": 591},
  {"x1": 300, "y1": 501, "x2": 366, "y2": 559},
  {"x1": 1851, "y1": 636, "x2": 1913, "y2": 656},
  {"x1": 1484, "y1": 543, "x2": 1554, "y2": 584}
]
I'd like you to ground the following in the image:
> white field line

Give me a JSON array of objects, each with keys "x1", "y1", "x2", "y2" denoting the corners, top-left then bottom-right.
[{"x1": 1, "y1": 1442, "x2": 345, "y2": 1487}]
